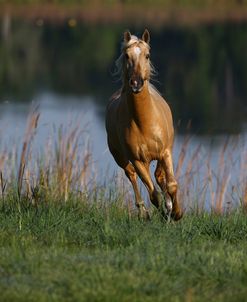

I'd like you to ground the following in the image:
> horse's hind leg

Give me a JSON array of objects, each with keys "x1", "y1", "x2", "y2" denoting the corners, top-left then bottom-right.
[
  {"x1": 133, "y1": 160, "x2": 163, "y2": 213},
  {"x1": 162, "y1": 149, "x2": 183, "y2": 220}
]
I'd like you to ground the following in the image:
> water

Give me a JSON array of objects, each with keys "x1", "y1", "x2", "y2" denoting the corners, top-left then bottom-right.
[
  {"x1": 0, "y1": 91, "x2": 245, "y2": 185},
  {"x1": 0, "y1": 90, "x2": 244, "y2": 169},
  {"x1": 0, "y1": 93, "x2": 106, "y2": 158}
]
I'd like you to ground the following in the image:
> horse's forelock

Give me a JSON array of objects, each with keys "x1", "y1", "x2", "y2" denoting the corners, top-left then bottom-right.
[{"x1": 122, "y1": 35, "x2": 150, "y2": 51}]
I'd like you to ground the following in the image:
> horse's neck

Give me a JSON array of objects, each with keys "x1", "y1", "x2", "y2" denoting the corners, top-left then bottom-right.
[{"x1": 125, "y1": 82, "x2": 154, "y2": 127}]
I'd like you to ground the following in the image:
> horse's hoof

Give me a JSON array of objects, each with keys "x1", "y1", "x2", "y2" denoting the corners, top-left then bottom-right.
[
  {"x1": 162, "y1": 206, "x2": 183, "y2": 222},
  {"x1": 171, "y1": 209, "x2": 183, "y2": 221}
]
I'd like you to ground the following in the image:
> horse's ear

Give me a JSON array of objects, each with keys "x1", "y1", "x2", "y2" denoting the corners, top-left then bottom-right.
[
  {"x1": 142, "y1": 29, "x2": 150, "y2": 44},
  {"x1": 124, "y1": 30, "x2": 131, "y2": 43}
]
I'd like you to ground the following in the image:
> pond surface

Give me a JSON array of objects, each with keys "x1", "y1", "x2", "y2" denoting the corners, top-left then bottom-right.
[{"x1": 0, "y1": 91, "x2": 245, "y2": 175}]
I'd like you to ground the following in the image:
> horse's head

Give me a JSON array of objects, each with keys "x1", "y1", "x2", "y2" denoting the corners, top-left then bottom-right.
[{"x1": 123, "y1": 29, "x2": 151, "y2": 93}]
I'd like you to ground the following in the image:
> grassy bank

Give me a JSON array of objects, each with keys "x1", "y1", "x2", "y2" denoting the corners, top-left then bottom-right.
[{"x1": 1, "y1": 198, "x2": 247, "y2": 302}]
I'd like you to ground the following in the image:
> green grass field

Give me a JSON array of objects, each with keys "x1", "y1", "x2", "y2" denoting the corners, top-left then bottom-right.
[{"x1": 1, "y1": 196, "x2": 247, "y2": 302}]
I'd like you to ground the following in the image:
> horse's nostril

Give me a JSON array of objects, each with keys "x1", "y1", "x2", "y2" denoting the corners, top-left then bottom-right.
[{"x1": 129, "y1": 77, "x2": 143, "y2": 89}]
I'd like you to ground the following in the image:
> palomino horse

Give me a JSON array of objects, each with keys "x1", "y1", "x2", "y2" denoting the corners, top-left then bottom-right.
[{"x1": 105, "y1": 29, "x2": 183, "y2": 220}]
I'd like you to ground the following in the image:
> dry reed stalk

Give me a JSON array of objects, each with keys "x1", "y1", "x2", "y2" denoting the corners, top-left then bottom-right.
[
  {"x1": 241, "y1": 147, "x2": 247, "y2": 210},
  {"x1": 205, "y1": 136, "x2": 245, "y2": 213},
  {"x1": 207, "y1": 161, "x2": 215, "y2": 210},
  {"x1": 0, "y1": 154, "x2": 6, "y2": 199},
  {"x1": 65, "y1": 128, "x2": 81, "y2": 197},
  {"x1": 184, "y1": 144, "x2": 201, "y2": 178},
  {"x1": 0, "y1": 112, "x2": 92, "y2": 202},
  {"x1": 218, "y1": 137, "x2": 243, "y2": 212},
  {"x1": 182, "y1": 144, "x2": 201, "y2": 205},
  {"x1": 51, "y1": 121, "x2": 91, "y2": 201},
  {"x1": 43, "y1": 144, "x2": 51, "y2": 190},
  {"x1": 17, "y1": 106, "x2": 40, "y2": 199},
  {"x1": 175, "y1": 136, "x2": 191, "y2": 179},
  {"x1": 0, "y1": 171, "x2": 7, "y2": 200},
  {"x1": 0, "y1": 154, "x2": 6, "y2": 172},
  {"x1": 244, "y1": 183, "x2": 247, "y2": 211},
  {"x1": 79, "y1": 152, "x2": 91, "y2": 189},
  {"x1": 9, "y1": 145, "x2": 17, "y2": 182},
  {"x1": 215, "y1": 172, "x2": 231, "y2": 214},
  {"x1": 24, "y1": 168, "x2": 31, "y2": 199}
]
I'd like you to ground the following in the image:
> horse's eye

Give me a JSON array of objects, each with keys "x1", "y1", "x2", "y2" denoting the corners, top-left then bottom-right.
[
  {"x1": 146, "y1": 54, "x2": 150, "y2": 60},
  {"x1": 125, "y1": 53, "x2": 129, "y2": 60}
]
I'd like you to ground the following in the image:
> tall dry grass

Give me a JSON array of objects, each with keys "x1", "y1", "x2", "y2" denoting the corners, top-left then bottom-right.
[
  {"x1": 17, "y1": 106, "x2": 40, "y2": 200},
  {"x1": 0, "y1": 107, "x2": 246, "y2": 213},
  {"x1": 175, "y1": 134, "x2": 247, "y2": 213},
  {"x1": 0, "y1": 108, "x2": 93, "y2": 204}
]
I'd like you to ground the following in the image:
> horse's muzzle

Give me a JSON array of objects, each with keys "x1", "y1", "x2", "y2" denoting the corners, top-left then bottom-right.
[{"x1": 129, "y1": 76, "x2": 144, "y2": 93}]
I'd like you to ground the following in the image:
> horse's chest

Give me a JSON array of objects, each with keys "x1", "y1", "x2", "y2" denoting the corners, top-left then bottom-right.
[{"x1": 124, "y1": 126, "x2": 164, "y2": 161}]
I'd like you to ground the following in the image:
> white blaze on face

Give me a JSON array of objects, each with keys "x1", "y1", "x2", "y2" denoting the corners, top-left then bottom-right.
[{"x1": 133, "y1": 46, "x2": 141, "y2": 59}]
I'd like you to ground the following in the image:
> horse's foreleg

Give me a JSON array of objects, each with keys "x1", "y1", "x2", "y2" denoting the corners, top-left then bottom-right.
[
  {"x1": 108, "y1": 145, "x2": 149, "y2": 218},
  {"x1": 162, "y1": 150, "x2": 183, "y2": 220},
  {"x1": 124, "y1": 163, "x2": 150, "y2": 220},
  {"x1": 133, "y1": 160, "x2": 163, "y2": 212},
  {"x1": 109, "y1": 146, "x2": 149, "y2": 219}
]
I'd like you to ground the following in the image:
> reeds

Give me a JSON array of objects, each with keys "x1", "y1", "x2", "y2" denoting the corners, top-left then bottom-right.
[
  {"x1": 0, "y1": 107, "x2": 246, "y2": 213},
  {"x1": 175, "y1": 134, "x2": 247, "y2": 213},
  {"x1": 17, "y1": 106, "x2": 40, "y2": 200},
  {"x1": 0, "y1": 108, "x2": 93, "y2": 204}
]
